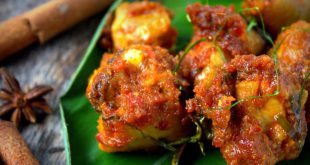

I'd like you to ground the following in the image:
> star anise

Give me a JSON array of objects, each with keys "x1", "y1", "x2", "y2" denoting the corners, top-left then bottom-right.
[{"x1": 0, "y1": 68, "x2": 53, "y2": 127}]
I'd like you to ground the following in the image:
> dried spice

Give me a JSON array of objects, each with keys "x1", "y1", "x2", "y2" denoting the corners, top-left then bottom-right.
[
  {"x1": 0, "y1": 121, "x2": 39, "y2": 165},
  {"x1": 0, "y1": 68, "x2": 53, "y2": 127}
]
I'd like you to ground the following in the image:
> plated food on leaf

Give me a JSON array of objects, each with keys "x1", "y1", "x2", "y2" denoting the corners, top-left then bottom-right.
[{"x1": 61, "y1": 0, "x2": 310, "y2": 164}]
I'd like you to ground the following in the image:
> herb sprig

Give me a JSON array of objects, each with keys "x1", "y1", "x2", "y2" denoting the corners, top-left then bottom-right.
[{"x1": 173, "y1": 38, "x2": 207, "y2": 74}]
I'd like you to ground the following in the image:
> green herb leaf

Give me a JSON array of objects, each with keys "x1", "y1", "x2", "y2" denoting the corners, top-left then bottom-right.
[
  {"x1": 239, "y1": 7, "x2": 274, "y2": 46},
  {"x1": 246, "y1": 18, "x2": 258, "y2": 32}
]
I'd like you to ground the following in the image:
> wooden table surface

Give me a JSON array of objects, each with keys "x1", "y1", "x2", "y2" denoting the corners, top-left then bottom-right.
[{"x1": 0, "y1": 0, "x2": 108, "y2": 164}]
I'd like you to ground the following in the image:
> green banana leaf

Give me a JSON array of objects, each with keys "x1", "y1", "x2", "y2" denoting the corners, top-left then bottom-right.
[{"x1": 59, "y1": 0, "x2": 310, "y2": 164}]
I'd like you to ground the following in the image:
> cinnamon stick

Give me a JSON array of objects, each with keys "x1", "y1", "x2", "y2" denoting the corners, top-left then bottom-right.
[
  {"x1": 0, "y1": 17, "x2": 37, "y2": 60},
  {"x1": 0, "y1": 121, "x2": 39, "y2": 165},
  {"x1": 0, "y1": 0, "x2": 113, "y2": 60}
]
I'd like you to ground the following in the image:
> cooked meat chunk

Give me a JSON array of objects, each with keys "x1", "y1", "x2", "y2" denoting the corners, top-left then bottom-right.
[
  {"x1": 271, "y1": 21, "x2": 310, "y2": 92},
  {"x1": 242, "y1": 0, "x2": 310, "y2": 36},
  {"x1": 186, "y1": 68, "x2": 235, "y2": 148},
  {"x1": 271, "y1": 20, "x2": 310, "y2": 131},
  {"x1": 223, "y1": 55, "x2": 307, "y2": 164},
  {"x1": 179, "y1": 3, "x2": 265, "y2": 83},
  {"x1": 86, "y1": 45, "x2": 188, "y2": 152},
  {"x1": 187, "y1": 55, "x2": 308, "y2": 164}
]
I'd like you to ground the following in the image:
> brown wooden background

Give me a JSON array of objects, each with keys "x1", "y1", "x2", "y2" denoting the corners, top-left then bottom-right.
[{"x1": 0, "y1": 0, "x2": 108, "y2": 164}]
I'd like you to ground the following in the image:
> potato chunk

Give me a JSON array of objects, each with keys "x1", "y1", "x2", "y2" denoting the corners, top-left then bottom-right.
[{"x1": 111, "y1": 2, "x2": 177, "y2": 49}]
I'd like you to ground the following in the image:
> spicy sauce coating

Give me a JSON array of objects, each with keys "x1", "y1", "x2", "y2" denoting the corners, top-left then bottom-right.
[
  {"x1": 186, "y1": 69, "x2": 235, "y2": 148},
  {"x1": 187, "y1": 55, "x2": 308, "y2": 164},
  {"x1": 86, "y1": 45, "x2": 188, "y2": 152},
  {"x1": 224, "y1": 55, "x2": 307, "y2": 164},
  {"x1": 180, "y1": 3, "x2": 264, "y2": 83},
  {"x1": 111, "y1": 1, "x2": 177, "y2": 49}
]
